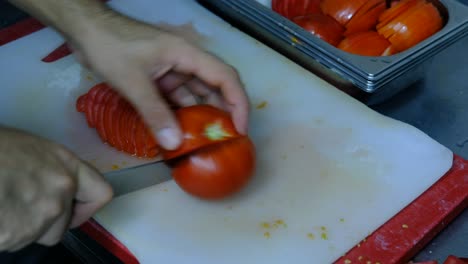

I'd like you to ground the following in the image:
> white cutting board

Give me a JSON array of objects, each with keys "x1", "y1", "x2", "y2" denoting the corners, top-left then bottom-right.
[{"x1": 0, "y1": 0, "x2": 453, "y2": 263}]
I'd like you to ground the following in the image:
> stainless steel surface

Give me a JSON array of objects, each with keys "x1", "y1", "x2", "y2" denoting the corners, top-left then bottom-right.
[{"x1": 197, "y1": 0, "x2": 468, "y2": 104}]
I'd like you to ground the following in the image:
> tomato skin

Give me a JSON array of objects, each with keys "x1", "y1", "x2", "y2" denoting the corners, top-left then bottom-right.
[
  {"x1": 162, "y1": 104, "x2": 242, "y2": 161},
  {"x1": 338, "y1": 30, "x2": 391, "y2": 56},
  {"x1": 292, "y1": 13, "x2": 344, "y2": 46},
  {"x1": 272, "y1": 0, "x2": 321, "y2": 19},
  {"x1": 344, "y1": 0, "x2": 386, "y2": 36},
  {"x1": 320, "y1": 0, "x2": 367, "y2": 25},
  {"x1": 169, "y1": 136, "x2": 256, "y2": 200}
]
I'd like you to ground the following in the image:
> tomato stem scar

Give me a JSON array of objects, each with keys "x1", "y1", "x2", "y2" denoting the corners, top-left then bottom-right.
[{"x1": 204, "y1": 122, "x2": 232, "y2": 140}]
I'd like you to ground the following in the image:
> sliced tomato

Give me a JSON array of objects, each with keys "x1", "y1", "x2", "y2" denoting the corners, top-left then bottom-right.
[
  {"x1": 144, "y1": 129, "x2": 159, "y2": 158},
  {"x1": 135, "y1": 117, "x2": 147, "y2": 157},
  {"x1": 121, "y1": 104, "x2": 134, "y2": 155},
  {"x1": 98, "y1": 88, "x2": 115, "y2": 144},
  {"x1": 112, "y1": 98, "x2": 125, "y2": 151},
  {"x1": 338, "y1": 30, "x2": 391, "y2": 56},
  {"x1": 272, "y1": 0, "x2": 321, "y2": 19},
  {"x1": 344, "y1": 0, "x2": 386, "y2": 36},
  {"x1": 127, "y1": 107, "x2": 139, "y2": 156},
  {"x1": 387, "y1": 2, "x2": 443, "y2": 52},
  {"x1": 90, "y1": 83, "x2": 110, "y2": 128},
  {"x1": 292, "y1": 13, "x2": 344, "y2": 46},
  {"x1": 377, "y1": 0, "x2": 425, "y2": 30},
  {"x1": 320, "y1": 0, "x2": 367, "y2": 25}
]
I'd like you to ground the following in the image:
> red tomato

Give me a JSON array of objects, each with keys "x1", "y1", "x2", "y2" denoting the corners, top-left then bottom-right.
[
  {"x1": 320, "y1": 0, "x2": 368, "y2": 25},
  {"x1": 292, "y1": 13, "x2": 344, "y2": 46},
  {"x1": 338, "y1": 31, "x2": 391, "y2": 56},
  {"x1": 76, "y1": 83, "x2": 159, "y2": 158},
  {"x1": 384, "y1": 2, "x2": 443, "y2": 52},
  {"x1": 272, "y1": 0, "x2": 321, "y2": 19},
  {"x1": 162, "y1": 104, "x2": 256, "y2": 200},
  {"x1": 344, "y1": 0, "x2": 386, "y2": 36},
  {"x1": 162, "y1": 104, "x2": 242, "y2": 160},
  {"x1": 77, "y1": 85, "x2": 256, "y2": 200},
  {"x1": 168, "y1": 136, "x2": 256, "y2": 200},
  {"x1": 377, "y1": 0, "x2": 425, "y2": 31},
  {"x1": 443, "y1": 256, "x2": 468, "y2": 264}
]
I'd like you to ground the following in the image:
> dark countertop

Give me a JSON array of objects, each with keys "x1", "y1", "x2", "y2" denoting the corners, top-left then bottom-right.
[{"x1": 0, "y1": 1, "x2": 466, "y2": 263}]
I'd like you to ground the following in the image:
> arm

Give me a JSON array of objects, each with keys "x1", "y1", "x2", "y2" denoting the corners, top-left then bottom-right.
[{"x1": 8, "y1": 0, "x2": 250, "y2": 150}]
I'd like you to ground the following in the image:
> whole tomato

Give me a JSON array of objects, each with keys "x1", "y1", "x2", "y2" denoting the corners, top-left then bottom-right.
[{"x1": 168, "y1": 136, "x2": 255, "y2": 200}]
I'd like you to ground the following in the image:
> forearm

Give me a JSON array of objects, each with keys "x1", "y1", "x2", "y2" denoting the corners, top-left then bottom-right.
[{"x1": 7, "y1": 0, "x2": 110, "y2": 41}]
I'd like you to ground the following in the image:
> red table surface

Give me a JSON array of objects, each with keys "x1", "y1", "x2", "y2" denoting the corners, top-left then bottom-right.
[{"x1": 1, "y1": 17, "x2": 467, "y2": 264}]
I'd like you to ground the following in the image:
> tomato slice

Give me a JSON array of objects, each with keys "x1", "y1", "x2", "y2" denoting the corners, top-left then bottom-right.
[
  {"x1": 387, "y1": 2, "x2": 442, "y2": 52},
  {"x1": 134, "y1": 117, "x2": 146, "y2": 157},
  {"x1": 162, "y1": 104, "x2": 242, "y2": 160},
  {"x1": 90, "y1": 83, "x2": 110, "y2": 128},
  {"x1": 292, "y1": 13, "x2": 344, "y2": 46},
  {"x1": 338, "y1": 30, "x2": 391, "y2": 56},
  {"x1": 169, "y1": 136, "x2": 255, "y2": 200},
  {"x1": 103, "y1": 90, "x2": 119, "y2": 148},
  {"x1": 320, "y1": 0, "x2": 367, "y2": 25},
  {"x1": 377, "y1": 0, "x2": 425, "y2": 30},
  {"x1": 344, "y1": 0, "x2": 385, "y2": 36},
  {"x1": 120, "y1": 104, "x2": 134, "y2": 155},
  {"x1": 272, "y1": 0, "x2": 321, "y2": 19},
  {"x1": 144, "y1": 127, "x2": 159, "y2": 158},
  {"x1": 127, "y1": 108, "x2": 139, "y2": 156}
]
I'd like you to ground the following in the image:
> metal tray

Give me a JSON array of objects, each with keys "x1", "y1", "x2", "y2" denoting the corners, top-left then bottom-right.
[{"x1": 197, "y1": 0, "x2": 468, "y2": 104}]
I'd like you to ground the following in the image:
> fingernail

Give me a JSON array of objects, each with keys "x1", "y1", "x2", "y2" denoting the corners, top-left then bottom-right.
[{"x1": 157, "y1": 128, "x2": 182, "y2": 150}]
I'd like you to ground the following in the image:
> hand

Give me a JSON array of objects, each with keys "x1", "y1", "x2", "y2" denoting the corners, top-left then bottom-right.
[
  {"x1": 8, "y1": 0, "x2": 250, "y2": 151},
  {"x1": 0, "y1": 127, "x2": 113, "y2": 252},
  {"x1": 68, "y1": 11, "x2": 250, "y2": 150}
]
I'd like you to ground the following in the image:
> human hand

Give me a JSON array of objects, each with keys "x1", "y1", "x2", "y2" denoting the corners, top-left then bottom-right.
[
  {"x1": 69, "y1": 11, "x2": 250, "y2": 150},
  {"x1": 0, "y1": 127, "x2": 113, "y2": 252}
]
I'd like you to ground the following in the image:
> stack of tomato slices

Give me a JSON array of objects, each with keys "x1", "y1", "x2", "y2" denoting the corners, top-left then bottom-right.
[
  {"x1": 76, "y1": 83, "x2": 256, "y2": 200},
  {"x1": 272, "y1": 0, "x2": 444, "y2": 56}
]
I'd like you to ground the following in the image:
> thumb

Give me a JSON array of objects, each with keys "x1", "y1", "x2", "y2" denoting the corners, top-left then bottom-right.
[
  {"x1": 70, "y1": 161, "x2": 114, "y2": 228},
  {"x1": 113, "y1": 70, "x2": 182, "y2": 150}
]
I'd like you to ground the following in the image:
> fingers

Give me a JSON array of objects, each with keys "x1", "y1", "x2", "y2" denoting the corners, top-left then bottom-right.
[
  {"x1": 171, "y1": 44, "x2": 250, "y2": 134},
  {"x1": 113, "y1": 69, "x2": 183, "y2": 150},
  {"x1": 69, "y1": 161, "x2": 113, "y2": 228},
  {"x1": 186, "y1": 78, "x2": 225, "y2": 110},
  {"x1": 36, "y1": 206, "x2": 72, "y2": 246},
  {"x1": 157, "y1": 72, "x2": 198, "y2": 107}
]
